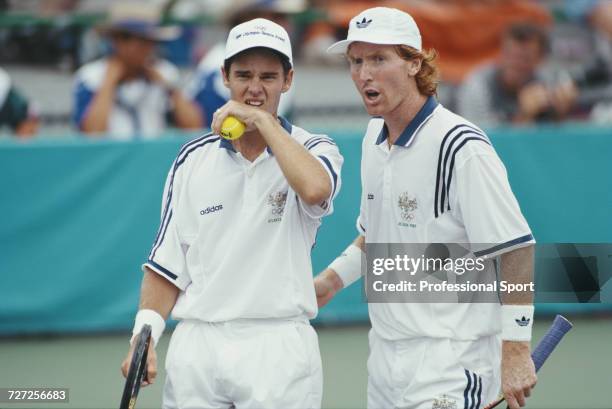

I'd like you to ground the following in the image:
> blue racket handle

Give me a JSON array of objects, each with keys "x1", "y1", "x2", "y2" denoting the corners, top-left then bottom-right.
[
  {"x1": 484, "y1": 315, "x2": 573, "y2": 409},
  {"x1": 531, "y1": 315, "x2": 573, "y2": 371}
]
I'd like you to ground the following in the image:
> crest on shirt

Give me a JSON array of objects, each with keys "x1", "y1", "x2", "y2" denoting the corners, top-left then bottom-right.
[
  {"x1": 431, "y1": 395, "x2": 457, "y2": 409},
  {"x1": 267, "y1": 191, "x2": 288, "y2": 222},
  {"x1": 398, "y1": 192, "x2": 418, "y2": 222}
]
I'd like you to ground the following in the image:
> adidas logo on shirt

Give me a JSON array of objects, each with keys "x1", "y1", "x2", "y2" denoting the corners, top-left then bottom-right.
[
  {"x1": 200, "y1": 205, "x2": 223, "y2": 215},
  {"x1": 515, "y1": 316, "x2": 531, "y2": 327}
]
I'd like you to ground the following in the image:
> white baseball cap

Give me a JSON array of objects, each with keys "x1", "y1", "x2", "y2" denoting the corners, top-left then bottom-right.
[
  {"x1": 225, "y1": 18, "x2": 293, "y2": 66},
  {"x1": 327, "y1": 7, "x2": 421, "y2": 54}
]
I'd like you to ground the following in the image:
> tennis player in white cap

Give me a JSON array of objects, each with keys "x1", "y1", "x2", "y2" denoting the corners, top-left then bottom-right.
[
  {"x1": 316, "y1": 7, "x2": 536, "y2": 409},
  {"x1": 122, "y1": 17, "x2": 343, "y2": 409}
]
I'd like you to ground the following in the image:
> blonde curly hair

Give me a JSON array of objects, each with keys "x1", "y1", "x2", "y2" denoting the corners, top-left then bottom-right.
[{"x1": 393, "y1": 45, "x2": 440, "y2": 96}]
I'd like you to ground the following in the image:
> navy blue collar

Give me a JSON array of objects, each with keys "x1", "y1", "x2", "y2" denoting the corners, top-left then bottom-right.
[
  {"x1": 219, "y1": 136, "x2": 236, "y2": 152},
  {"x1": 278, "y1": 115, "x2": 293, "y2": 134},
  {"x1": 219, "y1": 116, "x2": 293, "y2": 155},
  {"x1": 375, "y1": 96, "x2": 438, "y2": 147}
]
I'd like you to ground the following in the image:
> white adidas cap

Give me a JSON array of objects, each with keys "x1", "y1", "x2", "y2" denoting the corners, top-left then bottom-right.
[
  {"x1": 225, "y1": 18, "x2": 293, "y2": 66},
  {"x1": 327, "y1": 7, "x2": 421, "y2": 54}
]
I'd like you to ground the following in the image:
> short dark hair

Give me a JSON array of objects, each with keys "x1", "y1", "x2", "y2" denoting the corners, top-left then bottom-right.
[
  {"x1": 505, "y1": 22, "x2": 550, "y2": 55},
  {"x1": 223, "y1": 47, "x2": 292, "y2": 78}
]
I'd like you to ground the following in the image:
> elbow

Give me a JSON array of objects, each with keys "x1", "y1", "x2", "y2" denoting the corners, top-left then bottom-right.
[{"x1": 301, "y1": 183, "x2": 332, "y2": 206}]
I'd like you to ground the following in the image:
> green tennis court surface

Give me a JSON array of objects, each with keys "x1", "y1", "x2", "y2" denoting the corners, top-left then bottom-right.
[{"x1": 0, "y1": 316, "x2": 609, "y2": 408}]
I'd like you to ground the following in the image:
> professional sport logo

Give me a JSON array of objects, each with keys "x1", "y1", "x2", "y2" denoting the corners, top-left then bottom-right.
[
  {"x1": 398, "y1": 192, "x2": 418, "y2": 221},
  {"x1": 356, "y1": 17, "x2": 373, "y2": 29},
  {"x1": 267, "y1": 191, "x2": 288, "y2": 222},
  {"x1": 431, "y1": 395, "x2": 457, "y2": 409}
]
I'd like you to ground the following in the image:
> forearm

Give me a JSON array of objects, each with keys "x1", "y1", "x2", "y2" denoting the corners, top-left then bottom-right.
[
  {"x1": 170, "y1": 91, "x2": 203, "y2": 129},
  {"x1": 256, "y1": 114, "x2": 331, "y2": 205},
  {"x1": 139, "y1": 267, "x2": 180, "y2": 319},
  {"x1": 81, "y1": 79, "x2": 117, "y2": 134},
  {"x1": 500, "y1": 245, "x2": 535, "y2": 305}
]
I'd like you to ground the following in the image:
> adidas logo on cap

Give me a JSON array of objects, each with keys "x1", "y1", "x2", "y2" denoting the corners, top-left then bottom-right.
[{"x1": 356, "y1": 17, "x2": 372, "y2": 29}]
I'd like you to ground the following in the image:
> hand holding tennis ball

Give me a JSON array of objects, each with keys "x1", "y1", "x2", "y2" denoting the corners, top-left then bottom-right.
[{"x1": 220, "y1": 116, "x2": 246, "y2": 140}]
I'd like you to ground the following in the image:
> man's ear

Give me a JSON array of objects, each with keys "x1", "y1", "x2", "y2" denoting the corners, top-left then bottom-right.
[
  {"x1": 221, "y1": 66, "x2": 230, "y2": 87},
  {"x1": 408, "y1": 58, "x2": 422, "y2": 77},
  {"x1": 282, "y1": 69, "x2": 294, "y2": 93}
]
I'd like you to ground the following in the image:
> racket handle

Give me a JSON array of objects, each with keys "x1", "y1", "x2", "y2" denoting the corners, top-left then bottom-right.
[
  {"x1": 531, "y1": 315, "x2": 572, "y2": 371},
  {"x1": 483, "y1": 315, "x2": 573, "y2": 409}
]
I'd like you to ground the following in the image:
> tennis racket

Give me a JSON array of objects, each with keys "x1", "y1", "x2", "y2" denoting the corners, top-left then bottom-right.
[
  {"x1": 119, "y1": 324, "x2": 152, "y2": 409},
  {"x1": 483, "y1": 315, "x2": 573, "y2": 409}
]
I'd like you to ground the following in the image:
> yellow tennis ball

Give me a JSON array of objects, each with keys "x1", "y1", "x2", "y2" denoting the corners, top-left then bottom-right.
[{"x1": 220, "y1": 116, "x2": 245, "y2": 140}]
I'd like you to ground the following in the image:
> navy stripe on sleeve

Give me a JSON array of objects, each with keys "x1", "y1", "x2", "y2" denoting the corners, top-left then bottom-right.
[
  {"x1": 146, "y1": 259, "x2": 178, "y2": 280},
  {"x1": 305, "y1": 136, "x2": 336, "y2": 150},
  {"x1": 473, "y1": 234, "x2": 534, "y2": 257},
  {"x1": 307, "y1": 140, "x2": 336, "y2": 151},
  {"x1": 442, "y1": 136, "x2": 490, "y2": 213},
  {"x1": 434, "y1": 124, "x2": 490, "y2": 218},
  {"x1": 318, "y1": 155, "x2": 338, "y2": 197}
]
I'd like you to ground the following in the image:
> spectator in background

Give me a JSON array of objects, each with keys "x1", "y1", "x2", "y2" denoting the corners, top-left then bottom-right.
[
  {"x1": 563, "y1": 0, "x2": 612, "y2": 123},
  {"x1": 73, "y1": 2, "x2": 202, "y2": 139},
  {"x1": 304, "y1": 0, "x2": 551, "y2": 84},
  {"x1": 457, "y1": 22, "x2": 578, "y2": 126},
  {"x1": 0, "y1": 67, "x2": 39, "y2": 138},
  {"x1": 186, "y1": 0, "x2": 305, "y2": 128}
]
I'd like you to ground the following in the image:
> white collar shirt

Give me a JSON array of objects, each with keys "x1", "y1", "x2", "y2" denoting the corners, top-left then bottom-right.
[
  {"x1": 143, "y1": 117, "x2": 343, "y2": 322},
  {"x1": 358, "y1": 96, "x2": 534, "y2": 340}
]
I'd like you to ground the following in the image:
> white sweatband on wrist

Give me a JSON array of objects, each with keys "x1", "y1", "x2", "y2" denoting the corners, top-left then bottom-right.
[
  {"x1": 328, "y1": 244, "x2": 363, "y2": 287},
  {"x1": 131, "y1": 309, "x2": 166, "y2": 347},
  {"x1": 501, "y1": 305, "x2": 534, "y2": 341}
]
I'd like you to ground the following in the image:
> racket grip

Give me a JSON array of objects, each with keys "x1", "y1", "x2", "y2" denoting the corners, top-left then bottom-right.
[
  {"x1": 531, "y1": 315, "x2": 573, "y2": 371},
  {"x1": 483, "y1": 315, "x2": 573, "y2": 409}
]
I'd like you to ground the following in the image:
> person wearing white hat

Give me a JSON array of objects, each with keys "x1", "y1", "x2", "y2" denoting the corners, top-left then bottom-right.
[
  {"x1": 316, "y1": 7, "x2": 536, "y2": 409},
  {"x1": 121, "y1": 17, "x2": 343, "y2": 409},
  {"x1": 185, "y1": 0, "x2": 305, "y2": 128},
  {"x1": 73, "y1": 3, "x2": 202, "y2": 138}
]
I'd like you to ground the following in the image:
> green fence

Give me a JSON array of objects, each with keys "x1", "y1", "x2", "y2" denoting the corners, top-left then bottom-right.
[{"x1": 1, "y1": 124, "x2": 610, "y2": 334}]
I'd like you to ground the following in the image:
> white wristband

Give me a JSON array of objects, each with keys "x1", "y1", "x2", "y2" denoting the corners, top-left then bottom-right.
[
  {"x1": 501, "y1": 305, "x2": 534, "y2": 341},
  {"x1": 131, "y1": 309, "x2": 166, "y2": 347},
  {"x1": 329, "y1": 244, "x2": 363, "y2": 287}
]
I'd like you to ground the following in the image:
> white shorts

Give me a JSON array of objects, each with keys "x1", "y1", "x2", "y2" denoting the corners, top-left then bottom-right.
[
  {"x1": 163, "y1": 319, "x2": 322, "y2": 409},
  {"x1": 367, "y1": 329, "x2": 501, "y2": 409}
]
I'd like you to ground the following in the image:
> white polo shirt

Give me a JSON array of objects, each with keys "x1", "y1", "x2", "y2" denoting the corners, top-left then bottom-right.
[
  {"x1": 144, "y1": 117, "x2": 343, "y2": 322},
  {"x1": 359, "y1": 96, "x2": 534, "y2": 341}
]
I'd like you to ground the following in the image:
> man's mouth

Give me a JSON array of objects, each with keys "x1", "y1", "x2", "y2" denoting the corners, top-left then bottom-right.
[
  {"x1": 245, "y1": 100, "x2": 264, "y2": 107},
  {"x1": 364, "y1": 90, "x2": 380, "y2": 102}
]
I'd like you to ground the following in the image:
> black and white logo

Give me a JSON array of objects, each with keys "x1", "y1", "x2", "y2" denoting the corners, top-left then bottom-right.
[
  {"x1": 431, "y1": 395, "x2": 457, "y2": 409},
  {"x1": 515, "y1": 316, "x2": 531, "y2": 327},
  {"x1": 356, "y1": 17, "x2": 373, "y2": 29},
  {"x1": 398, "y1": 192, "x2": 418, "y2": 221},
  {"x1": 267, "y1": 191, "x2": 288, "y2": 222},
  {"x1": 200, "y1": 204, "x2": 223, "y2": 215}
]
